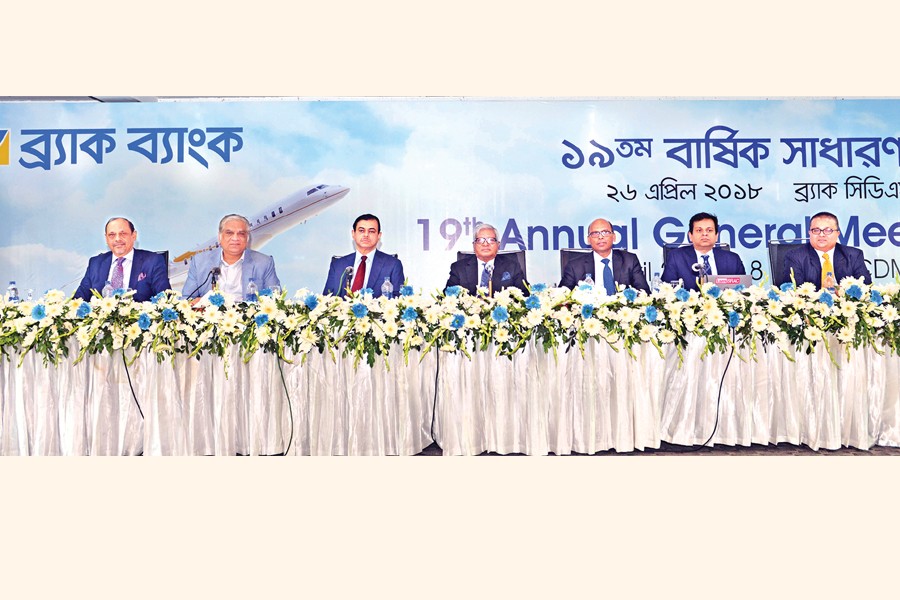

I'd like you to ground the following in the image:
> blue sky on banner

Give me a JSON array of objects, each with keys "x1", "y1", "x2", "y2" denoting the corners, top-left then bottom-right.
[{"x1": 1, "y1": 98, "x2": 899, "y2": 296}]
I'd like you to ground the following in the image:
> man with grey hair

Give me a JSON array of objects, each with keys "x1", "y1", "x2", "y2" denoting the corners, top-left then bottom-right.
[
  {"x1": 445, "y1": 222, "x2": 527, "y2": 295},
  {"x1": 560, "y1": 217, "x2": 649, "y2": 294},
  {"x1": 182, "y1": 213, "x2": 281, "y2": 299}
]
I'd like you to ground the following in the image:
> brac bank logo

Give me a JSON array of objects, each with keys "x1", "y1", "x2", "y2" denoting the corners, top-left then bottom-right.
[{"x1": 0, "y1": 129, "x2": 9, "y2": 166}]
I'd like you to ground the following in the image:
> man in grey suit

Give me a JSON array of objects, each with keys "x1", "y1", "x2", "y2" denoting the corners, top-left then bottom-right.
[
  {"x1": 182, "y1": 213, "x2": 281, "y2": 300},
  {"x1": 559, "y1": 217, "x2": 650, "y2": 294}
]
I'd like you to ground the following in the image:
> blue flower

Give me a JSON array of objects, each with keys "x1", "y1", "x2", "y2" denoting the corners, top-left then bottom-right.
[
  {"x1": 351, "y1": 303, "x2": 369, "y2": 318},
  {"x1": 818, "y1": 291, "x2": 834, "y2": 307},
  {"x1": 401, "y1": 307, "x2": 418, "y2": 322},
  {"x1": 76, "y1": 302, "x2": 92, "y2": 318},
  {"x1": 733, "y1": 284, "x2": 746, "y2": 292},
  {"x1": 491, "y1": 306, "x2": 509, "y2": 323},
  {"x1": 30, "y1": 304, "x2": 46, "y2": 320},
  {"x1": 361, "y1": 287, "x2": 373, "y2": 296},
  {"x1": 623, "y1": 287, "x2": 637, "y2": 302},
  {"x1": 871, "y1": 290, "x2": 884, "y2": 306},
  {"x1": 780, "y1": 282, "x2": 795, "y2": 292},
  {"x1": 530, "y1": 283, "x2": 547, "y2": 293},
  {"x1": 706, "y1": 285, "x2": 722, "y2": 299},
  {"x1": 209, "y1": 293, "x2": 225, "y2": 307},
  {"x1": 675, "y1": 288, "x2": 690, "y2": 302},
  {"x1": 644, "y1": 305, "x2": 658, "y2": 323},
  {"x1": 162, "y1": 308, "x2": 178, "y2": 322},
  {"x1": 525, "y1": 295, "x2": 541, "y2": 310},
  {"x1": 304, "y1": 294, "x2": 318, "y2": 310},
  {"x1": 845, "y1": 285, "x2": 863, "y2": 300},
  {"x1": 400, "y1": 285, "x2": 414, "y2": 297},
  {"x1": 112, "y1": 287, "x2": 127, "y2": 297},
  {"x1": 444, "y1": 285, "x2": 462, "y2": 297},
  {"x1": 450, "y1": 314, "x2": 465, "y2": 329},
  {"x1": 259, "y1": 287, "x2": 273, "y2": 297},
  {"x1": 255, "y1": 314, "x2": 269, "y2": 327},
  {"x1": 577, "y1": 283, "x2": 593, "y2": 291},
  {"x1": 581, "y1": 304, "x2": 594, "y2": 319},
  {"x1": 138, "y1": 313, "x2": 152, "y2": 330},
  {"x1": 150, "y1": 292, "x2": 165, "y2": 304},
  {"x1": 728, "y1": 311, "x2": 740, "y2": 328},
  {"x1": 767, "y1": 289, "x2": 780, "y2": 301}
]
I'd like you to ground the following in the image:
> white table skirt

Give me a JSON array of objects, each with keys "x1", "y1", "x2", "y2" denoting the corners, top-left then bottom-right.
[{"x1": 1, "y1": 338, "x2": 898, "y2": 455}]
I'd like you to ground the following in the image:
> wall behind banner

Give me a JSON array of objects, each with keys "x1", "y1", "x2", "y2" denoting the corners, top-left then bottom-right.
[{"x1": 1, "y1": 98, "x2": 899, "y2": 297}]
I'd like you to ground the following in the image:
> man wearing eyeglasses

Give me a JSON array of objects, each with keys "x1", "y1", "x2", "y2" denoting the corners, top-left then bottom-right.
[
  {"x1": 782, "y1": 211, "x2": 871, "y2": 289},
  {"x1": 445, "y1": 222, "x2": 527, "y2": 295},
  {"x1": 559, "y1": 218, "x2": 650, "y2": 293},
  {"x1": 661, "y1": 212, "x2": 746, "y2": 291},
  {"x1": 182, "y1": 213, "x2": 281, "y2": 299}
]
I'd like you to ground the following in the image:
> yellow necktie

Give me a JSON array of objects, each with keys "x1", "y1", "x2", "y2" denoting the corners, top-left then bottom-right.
[{"x1": 821, "y1": 252, "x2": 833, "y2": 289}]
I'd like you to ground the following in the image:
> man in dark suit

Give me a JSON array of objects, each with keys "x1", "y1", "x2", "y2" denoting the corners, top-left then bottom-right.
[
  {"x1": 323, "y1": 213, "x2": 405, "y2": 297},
  {"x1": 445, "y1": 222, "x2": 527, "y2": 295},
  {"x1": 783, "y1": 211, "x2": 871, "y2": 288},
  {"x1": 661, "y1": 212, "x2": 746, "y2": 291},
  {"x1": 74, "y1": 217, "x2": 171, "y2": 302},
  {"x1": 559, "y1": 218, "x2": 649, "y2": 293}
]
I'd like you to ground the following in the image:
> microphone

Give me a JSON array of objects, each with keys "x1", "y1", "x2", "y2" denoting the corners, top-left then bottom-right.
[
  {"x1": 210, "y1": 267, "x2": 221, "y2": 288},
  {"x1": 338, "y1": 265, "x2": 353, "y2": 296}
]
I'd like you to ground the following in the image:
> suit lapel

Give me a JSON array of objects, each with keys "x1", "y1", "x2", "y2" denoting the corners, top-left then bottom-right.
[{"x1": 128, "y1": 251, "x2": 142, "y2": 288}]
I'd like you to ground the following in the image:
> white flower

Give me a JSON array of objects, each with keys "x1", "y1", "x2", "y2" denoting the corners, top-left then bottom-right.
[
  {"x1": 383, "y1": 321, "x2": 399, "y2": 338},
  {"x1": 658, "y1": 329, "x2": 676, "y2": 344},
  {"x1": 583, "y1": 318, "x2": 603, "y2": 336},
  {"x1": 638, "y1": 324, "x2": 657, "y2": 341},
  {"x1": 836, "y1": 327, "x2": 854, "y2": 344},
  {"x1": 256, "y1": 326, "x2": 272, "y2": 344},
  {"x1": 882, "y1": 306, "x2": 899, "y2": 323},
  {"x1": 494, "y1": 328, "x2": 510, "y2": 343},
  {"x1": 751, "y1": 314, "x2": 768, "y2": 332},
  {"x1": 804, "y1": 327, "x2": 823, "y2": 342}
]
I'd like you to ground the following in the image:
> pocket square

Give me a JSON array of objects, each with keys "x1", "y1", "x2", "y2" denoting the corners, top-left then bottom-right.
[
  {"x1": 501, "y1": 271, "x2": 511, "y2": 282},
  {"x1": 137, "y1": 272, "x2": 147, "y2": 282}
]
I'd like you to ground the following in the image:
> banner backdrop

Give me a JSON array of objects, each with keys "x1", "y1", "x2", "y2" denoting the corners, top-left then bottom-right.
[{"x1": 1, "y1": 98, "x2": 899, "y2": 297}]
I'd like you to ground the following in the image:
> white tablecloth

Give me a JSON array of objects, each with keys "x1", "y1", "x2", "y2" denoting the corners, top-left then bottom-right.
[{"x1": 1, "y1": 338, "x2": 898, "y2": 455}]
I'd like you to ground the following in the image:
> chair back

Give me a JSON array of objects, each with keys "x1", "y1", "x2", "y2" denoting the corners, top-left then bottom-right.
[
  {"x1": 559, "y1": 248, "x2": 592, "y2": 280},
  {"x1": 768, "y1": 238, "x2": 808, "y2": 287},
  {"x1": 457, "y1": 249, "x2": 527, "y2": 281}
]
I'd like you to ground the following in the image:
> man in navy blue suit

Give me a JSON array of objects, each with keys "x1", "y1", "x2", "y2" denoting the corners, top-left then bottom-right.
[
  {"x1": 782, "y1": 211, "x2": 871, "y2": 288},
  {"x1": 661, "y1": 212, "x2": 746, "y2": 291},
  {"x1": 323, "y1": 214, "x2": 405, "y2": 297},
  {"x1": 445, "y1": 222, "x2": 528, "y2": 295},
  {"x1": 182, "y1": 214, "x2": 281, "y2": 300},
  {"x1": 74, "y1": 217, "x2": 171, "y2": 302},
  {"x1": 559, "y1": 217, "x2": 649, "y2": 294}
]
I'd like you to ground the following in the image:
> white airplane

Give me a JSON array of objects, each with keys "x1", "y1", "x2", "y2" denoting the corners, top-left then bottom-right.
[{"x1": 167, "y1": 183, "x2": 350, "y2": 289}]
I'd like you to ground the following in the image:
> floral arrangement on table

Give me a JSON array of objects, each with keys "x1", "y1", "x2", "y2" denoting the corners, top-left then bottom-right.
[{"x1": 1, "y1": 277, "x2": 898, "y2": 369}]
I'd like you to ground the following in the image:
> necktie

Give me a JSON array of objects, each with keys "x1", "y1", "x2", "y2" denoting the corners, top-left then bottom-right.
[
  {"x1": 350, "y1": 255, "x2": 367, "y2": 292},
  {"x1": 602, "y1": 258, "x2": 616, "y2": 295},
  {"x1": 821, "y1": 252, "x2": 833, "y2": 289},
  {"x1": 480, "y1": 263, "x2": 491, "y2": 288},
  {"x1": 111, "y1": 257, "x2": 125, "y2": 289},
  {"x1": 702, "y1": 254, "x2": 711, "y2": 276}
]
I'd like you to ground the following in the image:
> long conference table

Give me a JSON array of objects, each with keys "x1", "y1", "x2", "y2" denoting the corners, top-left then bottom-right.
[{"x1": 1, "y1": 337, "x2": 898, "y2": 455}]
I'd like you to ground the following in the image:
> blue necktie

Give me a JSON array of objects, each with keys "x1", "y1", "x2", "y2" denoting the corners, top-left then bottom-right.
[
  {"x1": 702, "y1": 254, "x2": 711, "y2": 276},
  {"x1": 480, "y1": 263, "x2": 490, "y2": 288},
  {"x1": 602, "y1": 258, "x2": 616, "y2": 295}
]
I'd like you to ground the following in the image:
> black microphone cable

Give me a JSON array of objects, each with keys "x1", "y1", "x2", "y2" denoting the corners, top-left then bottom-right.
[
  {"x1": 686, "y1": 327, "x2": 736, "y2": 453},
  {"x1": 430, "y1": 348, "x2": 441, "y2": 447},
  {"x1": 276, "y1": 357, "x2": 295, "y2": 456},
  {"x1": 185, "y1": 269, "x2": 214, "y2": 299},
  {"x1": 121, "y1": 351, "x2": 144, "y2": 420}
]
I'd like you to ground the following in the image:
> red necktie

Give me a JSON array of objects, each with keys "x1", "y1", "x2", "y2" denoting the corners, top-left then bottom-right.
[{"x1": 350, "y1": 255, "x2": 367, "y2": 292}]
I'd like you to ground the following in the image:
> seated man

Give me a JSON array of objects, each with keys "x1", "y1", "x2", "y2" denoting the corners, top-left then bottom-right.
[
  {"x1": 75, "y1": 217, "x2": 171, "y2": 302},
  {"x1": 445, "y1": 222, "x2": 528, "y2": 295},
  {"x1": 559, "y1": 217, "x2": 649, "y2": 293},
  {"x1": 182, "y1": 214, "x2": 280, "y2": 300},
  {"x1": 661, "y1": 212, "x2": 746, "y2": 291},
  {"x1": 783, "y1": 211, "x2": 871, "y2": 288},
  {"x1": 323, "y1": 213, "x2": 405, "y2": 297}
]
